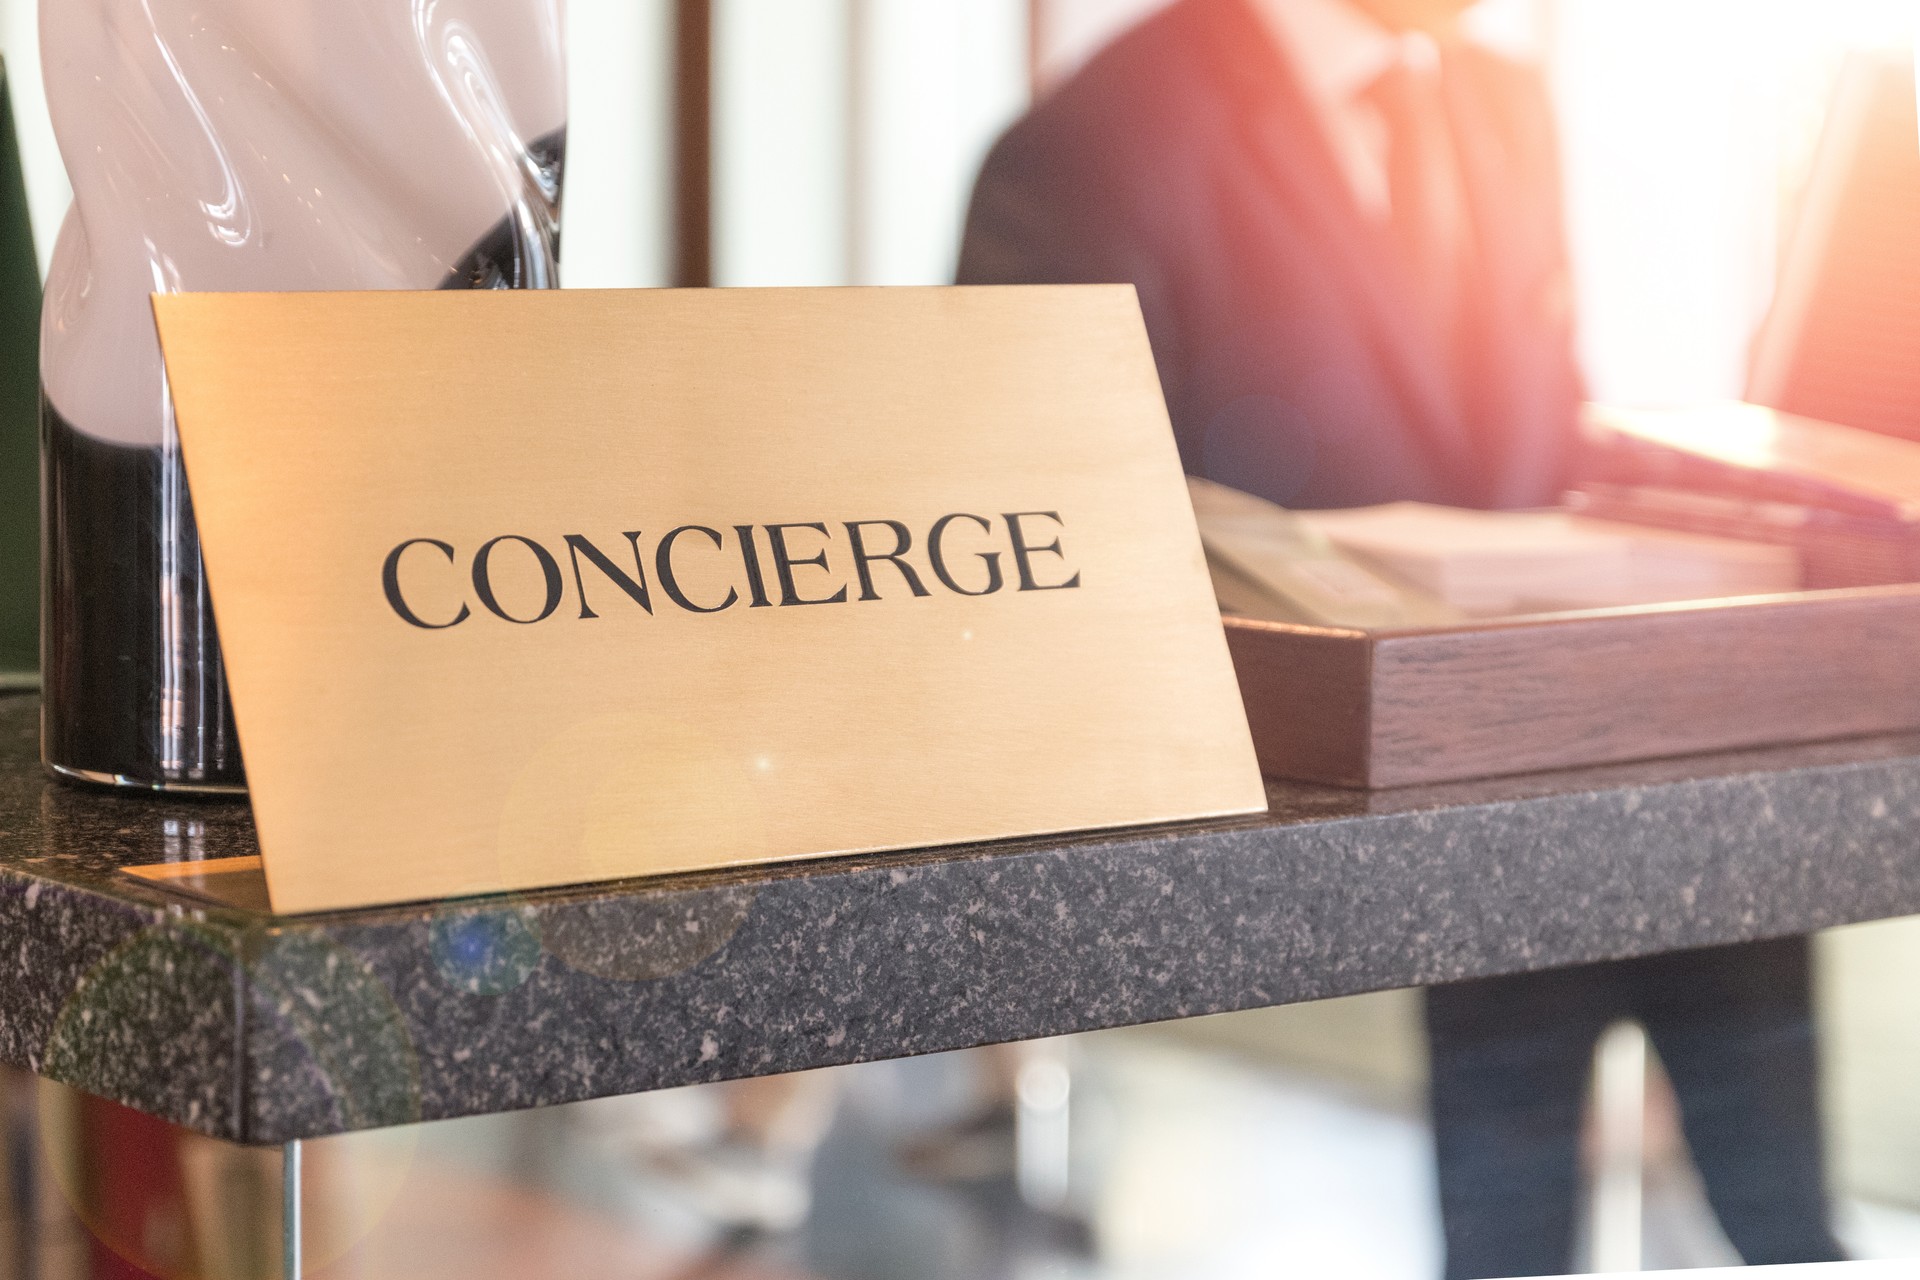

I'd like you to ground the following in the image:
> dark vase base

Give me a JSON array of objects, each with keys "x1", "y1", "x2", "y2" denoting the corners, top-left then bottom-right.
[
  {"x1": 38, "y1": 126, "x2": 567, "y2": 793},
  {"x1": 40, "y1": 404, "x2": 245, "y2": 791},
  {"x1": 42, "y1": 758, "x2": 249, "y2": 797}
]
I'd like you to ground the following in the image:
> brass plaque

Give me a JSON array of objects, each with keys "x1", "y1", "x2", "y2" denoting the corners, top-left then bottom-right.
[{"x1": 152, "y1": 287, "x2": 1266, "y2": 915}]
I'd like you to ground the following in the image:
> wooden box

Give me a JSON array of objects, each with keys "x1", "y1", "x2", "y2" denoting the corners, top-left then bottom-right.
[{"x1": 1223, "y1": 586, "x2": 1920, "y2": 788}]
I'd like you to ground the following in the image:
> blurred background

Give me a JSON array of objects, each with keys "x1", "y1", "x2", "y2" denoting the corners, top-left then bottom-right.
[
  {"x1": 11, "y1": 0, "x2": 1920, "y2": 1276},
  {"x1": 14, "y1": 926, "x2": 1920, "y2": 1278},
  {"x1": 5, "y1": 0, "x2": 1913, "y2": 399}
]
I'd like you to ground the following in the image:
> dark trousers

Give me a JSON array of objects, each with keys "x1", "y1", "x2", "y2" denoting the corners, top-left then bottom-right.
[{"x1": 1425, "y1": 937, "x2": 1845, "y2": 1279}]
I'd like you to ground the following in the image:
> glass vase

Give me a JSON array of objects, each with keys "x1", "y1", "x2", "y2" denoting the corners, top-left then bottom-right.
[{"x1": 38, "y1": 0, "x2": 567, "y2": 791}]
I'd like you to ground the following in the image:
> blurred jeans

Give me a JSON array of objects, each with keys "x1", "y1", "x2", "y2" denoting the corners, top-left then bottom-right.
[{"x1": 1426, "y1": 937, "x2": 1845, "y2": 1279}]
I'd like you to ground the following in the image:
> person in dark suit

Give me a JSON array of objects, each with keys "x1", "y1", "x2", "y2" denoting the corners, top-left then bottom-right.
[
  {"x1": 957, "y1": 0, "x2": 1846, "y2": 1275},
  {"x1": 959, "y1": 0, "x2": 1577, "y2": 511}
]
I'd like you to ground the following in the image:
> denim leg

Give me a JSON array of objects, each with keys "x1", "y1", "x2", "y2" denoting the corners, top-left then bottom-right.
[
  {"x1": 1425, "y1": 969, "x2": 1615, "y2": 1280},
  {"x1": 1633, "y1": 937, "x2": 1845, "y2": 1266}
]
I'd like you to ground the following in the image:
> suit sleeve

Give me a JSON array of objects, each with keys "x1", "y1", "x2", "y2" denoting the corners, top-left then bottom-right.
[
  {"x1": 956, "y1": 122, "x2": 1193, "y2": 442},
  {"x1": 1503, "y1": 57, "x2": 1587, "y2": 404}
]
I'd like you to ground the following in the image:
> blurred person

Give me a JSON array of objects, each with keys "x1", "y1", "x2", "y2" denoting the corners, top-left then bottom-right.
[{"x1": 957, "y1": 0, "x2": 1845, "y2": 1275}]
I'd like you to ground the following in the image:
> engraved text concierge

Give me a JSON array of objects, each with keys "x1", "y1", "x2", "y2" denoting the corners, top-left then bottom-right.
[{"x1": 382, "y1": 512, "x2": 1083, "y2": 629}]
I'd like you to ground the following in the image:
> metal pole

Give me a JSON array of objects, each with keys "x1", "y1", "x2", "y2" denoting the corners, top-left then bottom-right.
[
  {"x1": 1014, "y1": 1038, "x2": 1072, "y2": 1213},
  {"x1": 282, "y1": 1139, "x2": 302, "y2": 1280},
  {"x1": 845, "y1": 0, "x2": 871, "y2": 286},
  {"x1": 672, "y1": 0, "x2": 714, "y2": 288},
  {"x1": 1590, "y1": 1021, "x2": 1646, "y2": 1273}
]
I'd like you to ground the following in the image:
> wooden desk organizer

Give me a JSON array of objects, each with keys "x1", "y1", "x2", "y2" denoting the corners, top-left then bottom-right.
[{"x1": 1223, "y1": 586, "x2": 1920, "y2": 788}]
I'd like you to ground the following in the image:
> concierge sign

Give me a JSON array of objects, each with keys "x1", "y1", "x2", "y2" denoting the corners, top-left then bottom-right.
[{"x1": 152, "y1": 287, "x2": 1266, "y2": 915}]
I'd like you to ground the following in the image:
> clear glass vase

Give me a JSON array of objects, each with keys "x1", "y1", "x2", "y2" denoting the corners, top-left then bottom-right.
[{"x1": 38, "y1": 0, "x2": 568, "y2": 792}]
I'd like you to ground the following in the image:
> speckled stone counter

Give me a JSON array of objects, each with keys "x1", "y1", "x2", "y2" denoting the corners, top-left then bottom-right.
[{"x1": 4, "y1": 690, "x2": 1919, "y2": 1146}]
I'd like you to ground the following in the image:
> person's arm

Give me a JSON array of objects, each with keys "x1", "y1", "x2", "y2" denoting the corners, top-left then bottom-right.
[{"x1": 956, "y1": 120, "x2": 1192, "y2": 441}]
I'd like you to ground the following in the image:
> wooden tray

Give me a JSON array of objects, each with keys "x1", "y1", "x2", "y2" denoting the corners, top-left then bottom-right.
[{"x1": 1223, "y1": 585, "x2": 1920, "y2": 788}]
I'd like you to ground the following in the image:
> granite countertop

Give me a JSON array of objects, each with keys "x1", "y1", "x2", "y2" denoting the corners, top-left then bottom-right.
[{"x1": 3, "y1": 691, "x2": 1919, "y2": 1146}]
